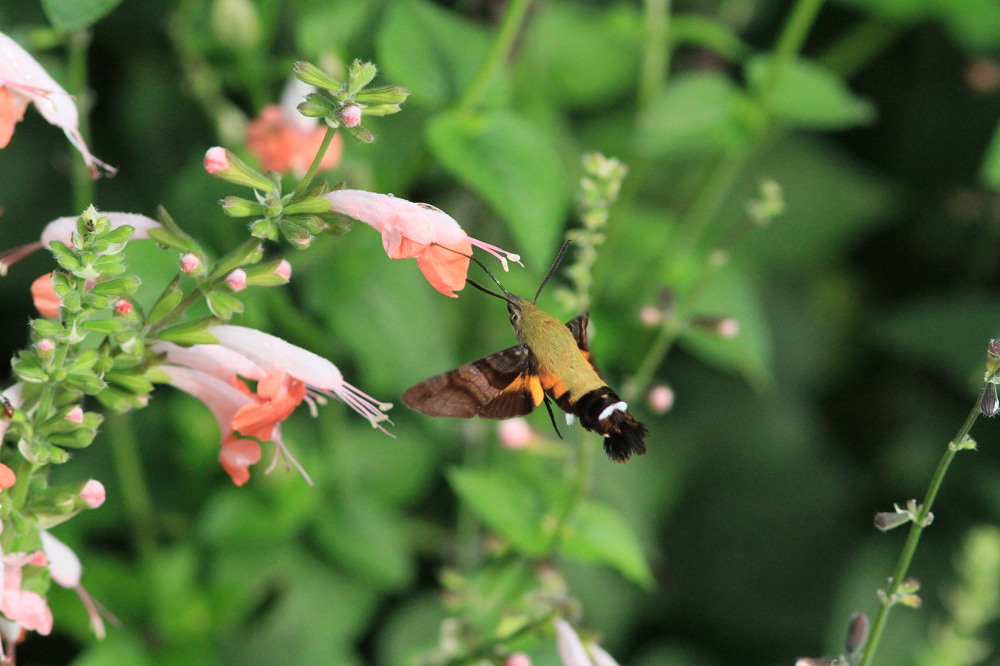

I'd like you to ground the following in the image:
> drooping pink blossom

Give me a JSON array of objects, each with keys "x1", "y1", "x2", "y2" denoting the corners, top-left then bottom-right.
[
  {"x1": 323, "y1": 189, "x2": 521, "y2": 297},
  {"x1": 40, "y1": 531, "x2": 112, "y2": 639},
  {"x1": 0, "y1": 551, "x2": 53, "y2": 635},
  {"x1": 0, "y1": 31, "x2": 114, "y2": 177},
  {"x1": 155, "y1": 328, "x2": 392, "y2": 485}
]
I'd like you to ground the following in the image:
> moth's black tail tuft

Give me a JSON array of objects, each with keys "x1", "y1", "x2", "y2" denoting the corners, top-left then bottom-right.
[
  {"x1": 573, "y1": 387, "x2": 649, "y2": 463},
  {"x1": 603, "y1": 415, "x2": 648, "y2": 463}
]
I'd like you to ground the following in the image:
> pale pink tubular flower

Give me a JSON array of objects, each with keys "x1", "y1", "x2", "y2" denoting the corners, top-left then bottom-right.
[
  {"x1": 205, "y1": 325, "x2": 394, "y2": 431},
  {"x1": 0, "y1": 31, "x2": 114, "y2": 177},
  {"x1": 155, "y1": 327, "x2": 391, "y2": 485},
  {"x1": 1, "y1": 212, "x2": 160, "y2": 274},
  {"x1": 40, "y1": 531, "x2": 114, "y2": 639},
  {"x1": 555, "y1": 619, "x2": 621, "y2": 666},
  {"x1": 322, "y1": 189, "x2": 521, "y2": 297},
  {"x1": 0, "y1": 551, "x2": 53, "y2": 635}
]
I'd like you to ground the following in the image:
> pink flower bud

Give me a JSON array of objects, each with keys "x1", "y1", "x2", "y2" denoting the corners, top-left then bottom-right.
[
  {"x1": 498, "y1": 418, "x2": 533, "y2": 449},
  {"x1": 0, "y1": 463, "x2": 16, "y2": 490},
  {"x1": 341, "y1": 104, "x2": 362, "y2": 127},
  {"x1": 204, "y1": 146, "x2": 231, "y2": 174},
  {"x1": 80, "y1": 479, "x2": 106, "y2": 508},
  {"x1": 648, "y1": 385, "x2": 674, "y2": 414},
  {"x1": 29, "y1": 551, "x2": 48, "y2": 567},
  {"x1": 180, "y1": 252, "x2": 202, "y2": 274},
  {"x1": 639, "y1": 306, "x2": 662, "y2": 326},
  {"x1": 66, "y1": 407, "x2": 84, "y2": 424},
  {"x1": 275, "y1": 259, "x2": 292, "y2": 281},
  {"x1": 114, "y1": 299, "x2": 132, "y2": 314},
  {"x1": 226, "y1": 268, "x2": 247, "y2": 292},
  {"x1": 35, "y1": 338, "x2": 55, "y2": 355},
  {"x1": 506, "y1": 653, "x2": 531, "y2": 666}
]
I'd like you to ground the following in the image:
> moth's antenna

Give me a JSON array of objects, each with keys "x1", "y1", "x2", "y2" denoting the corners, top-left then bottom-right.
[{"x1": 532, "y1": 240, "x2": 571, "y2": 304}]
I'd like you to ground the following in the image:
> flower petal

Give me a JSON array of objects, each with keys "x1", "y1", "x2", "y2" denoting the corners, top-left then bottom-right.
[
  {"x1": 416, "y1": 240, "x2": 472, "y2": 297},
  {"x1": 206, "y1": 325, "x2": 344, "y2": 390}
]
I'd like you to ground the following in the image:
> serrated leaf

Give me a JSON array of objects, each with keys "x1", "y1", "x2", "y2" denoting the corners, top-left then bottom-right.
[
  {"x1": 447, "y1": 468, "x2": 548, "y2": 555},
  {"x1": 747, "y1": 55, "x2": 876, "y2": 130},
  {"x1": 427, "y1": 110, "x2": 568, "y2": 265},
  {"x1": 562, "y1": 500, "x2": 654, "y2": 588},
  {"x1": 42, "y1": 0, "x2": 124, "y2": 30}
]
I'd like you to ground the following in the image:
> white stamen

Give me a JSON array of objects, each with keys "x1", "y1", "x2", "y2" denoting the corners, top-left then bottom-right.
[{"x1": 598, "y1": 401, "x2": 628, "y2": 422}]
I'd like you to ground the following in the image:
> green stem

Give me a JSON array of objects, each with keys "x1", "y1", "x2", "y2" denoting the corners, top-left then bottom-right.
[
  {"x1": 106, "y1": 412, "x2": 158, "y2": 562},
  {"x1": 757, "y1": 0, "x2": 827, "y2": 105},
  {"x1": 291, "y1": 127, "x2": 338, "y2": 198},
  {"x1": 456, "y1": 0, "x2": 535, "y2": 114},
  {"x1": 858, "y1": 389, "x2": 987, "y2": 666},
  {"x1": 638, "y1": 0, "x2": 671, "y2": 107},
  {"x1": 66, "y1": 30, "x2": 95, "y2": 212}
]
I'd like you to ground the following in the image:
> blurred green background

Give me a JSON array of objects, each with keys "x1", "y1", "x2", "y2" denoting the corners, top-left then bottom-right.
[{"x1": 2, "y1": 0, "x2": 1000, "y2": 664}]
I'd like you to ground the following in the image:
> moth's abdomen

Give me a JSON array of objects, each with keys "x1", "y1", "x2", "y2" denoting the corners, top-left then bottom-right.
[{"x1": 567, "y1": 386, "x2": 648, "y2": 463}]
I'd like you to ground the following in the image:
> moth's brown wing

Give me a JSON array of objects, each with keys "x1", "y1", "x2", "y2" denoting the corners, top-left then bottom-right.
[
  {"x1": 402, "y1": 344, "x2": 542, "y2": 419},
  {"x1": 565, "y1": 313, "x2": 590, "y2": 353}
]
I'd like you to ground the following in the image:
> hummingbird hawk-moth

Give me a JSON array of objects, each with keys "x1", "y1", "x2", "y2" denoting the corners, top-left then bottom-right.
[{"x1": 402, "y1": 242, "x2": 647, "y2": 462}]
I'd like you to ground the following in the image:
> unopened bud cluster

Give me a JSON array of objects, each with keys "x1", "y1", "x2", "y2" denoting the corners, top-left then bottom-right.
[{"x1": 294, "y1": 59, "x2": 409, "y2": 144}]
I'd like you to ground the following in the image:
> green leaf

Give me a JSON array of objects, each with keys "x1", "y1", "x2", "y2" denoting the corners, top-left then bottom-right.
[
  {"x1": 42, "y1": 0, "x2": 124, "y2": 31},
  {"x1": 447, "y1": 468, "x2": 548, "y2": 555},
  {"x1": 148, "y1": 277, "x2": 183, "y2": 324},
  {"x1": 562, "y1": 500, "x2": 654, "y2": 588},
  {"x1": 314, "y1": 495, "x2": 414, "y2": 591},
  {"x1": 427, "y1": 110, "x2": 568, "y2": 264},
  {"x1": 980, "y1": 119, "x2": 1000, "y2": 190},
  {"x1": 518, "y1": 1, "x2": 641, "y2": 109},
  {"x1": 636, "y1": 72, "x2": 754, "y2": 157},
  {"x1": 671, "y1": 13, "x2": 752, "y2": 61},
  {"x1": 376, "y1": 0, "x2": 497, "y2": 109},
  {"x1": 746, "y1": 55, "x2": 877, "y2": 130}
]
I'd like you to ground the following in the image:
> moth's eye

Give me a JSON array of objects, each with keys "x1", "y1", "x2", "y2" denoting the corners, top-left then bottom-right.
[{"x1": 509, "y1": 310, "x2": 520, "y2": 327}]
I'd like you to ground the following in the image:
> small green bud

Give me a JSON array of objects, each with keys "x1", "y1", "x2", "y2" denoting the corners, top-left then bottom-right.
[
  {"x1": 355, "y1": 85, "x2": 410, "y2": 106},
  {"x1": 157, "y1": 317, "x2": 223, "y2": 345},
  {"x1": 346, "y1": 59, "x2": 378, "y2": 95},
  {"x1": 293, "y1": 61, "x2": 342, "y2": 91},
  {"x1": 220, "y1": 196, "x2": 267, "y2": 218}
]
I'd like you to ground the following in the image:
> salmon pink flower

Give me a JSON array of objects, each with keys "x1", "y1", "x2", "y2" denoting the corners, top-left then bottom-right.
[
  {"x1": 0, "y1": 465, "x2": 14, "y2": 490},
  {"x1": 323, "y1": 189, "x2": 521, "y2": 297},
  {"x1": 30, "y1": 273, "x2": 60, "y2": 317},
  {"x1": 155, "y1": 326, "x2": 392, "y2": 485},
  {"x1": 246, "y1": 78, "x2": 342, "y2": 177},
  {"x1": 0, "y1": 31, "x2": 114, "y2": 177}
]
